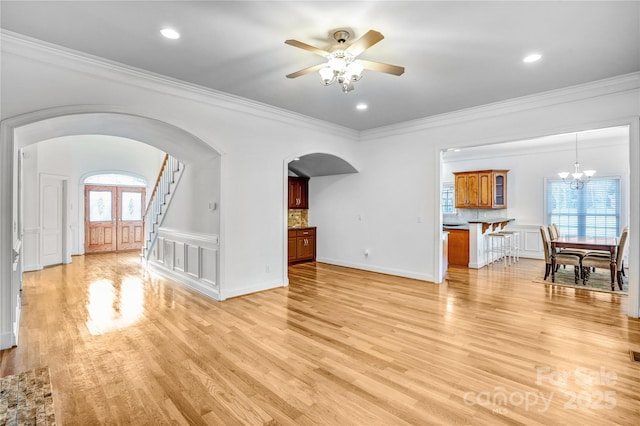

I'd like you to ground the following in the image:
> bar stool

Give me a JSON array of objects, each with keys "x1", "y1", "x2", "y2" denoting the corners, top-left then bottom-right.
[
  {"x1": 486, "y1": 232, "x2": 512, "y2": 267},
  {"x1": 497, "y1": 230, "x2": 520, "y2": 263}
]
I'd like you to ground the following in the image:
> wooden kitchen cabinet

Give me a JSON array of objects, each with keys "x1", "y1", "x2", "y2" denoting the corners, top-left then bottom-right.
[
  {"x1": 453, "y1": 170, "x2": 508, "y2": 209},
  {"x1": 455, "y1": 173, "x2": 478, "y2": 208},
  {"x1": 288, "y1": 227, "x2": 316, "y2": 264},
  {"x1": 288, "y1": 230, "x2": 297, "y2": 262},
  {"x1": 448, "y1": 229, "x2": 469, "y2": 266},
  {"x1": 288, "y1": 177, "x2": 309, "y2": 209}
]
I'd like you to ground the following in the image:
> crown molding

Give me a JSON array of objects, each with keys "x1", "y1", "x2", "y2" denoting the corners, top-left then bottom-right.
[
  {"x1": 0, "y1": 30, "x2": 358, "y2": 140},
  {"x1": 361, "y1": 72, "x2": 640, "y2": 141}
]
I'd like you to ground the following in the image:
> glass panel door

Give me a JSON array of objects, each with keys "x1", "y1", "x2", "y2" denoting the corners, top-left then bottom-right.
[
  {"x1": 121, "y1": 191, "x2": 142, "y2": 221},
  {"x1": 89, "y1": 191, "x2": 113, "y2": 222}
]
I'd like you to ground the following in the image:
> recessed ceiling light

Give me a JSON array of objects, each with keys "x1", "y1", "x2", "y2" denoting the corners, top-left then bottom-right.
[
  {"x1": 356, "y1": 103, "x2": 368, "y2": 110},
  {"x1": 161, "y1": 28, "x2": 180, "y2": 40},
  {"x1": 523, "y1": 53, "x2": 542, "y2": 63}
]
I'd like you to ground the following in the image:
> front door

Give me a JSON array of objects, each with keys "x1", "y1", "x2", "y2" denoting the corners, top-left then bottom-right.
[
  {"x1": 85, "y1": 185, "x2": 117, "y2": 253},
  {"x1": 116, "y1": 187, "x2": 145, "y2": 251},
  {"x1": 85, "y1": 185, "x2": 145, "y2": 253}
]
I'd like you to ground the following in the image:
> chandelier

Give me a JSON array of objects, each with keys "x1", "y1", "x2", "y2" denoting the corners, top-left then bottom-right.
[
  {"x1": 557, "y1": 134, "x2": 595, "y2": 190},
  {"x1": 318, "y1": 50, "x2": 364, "y2": 93}
]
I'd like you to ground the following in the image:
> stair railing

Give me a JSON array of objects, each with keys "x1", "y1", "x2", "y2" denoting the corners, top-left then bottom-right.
[{"x1": 142, "y1": 154, "x2": 182, "y2": 260}]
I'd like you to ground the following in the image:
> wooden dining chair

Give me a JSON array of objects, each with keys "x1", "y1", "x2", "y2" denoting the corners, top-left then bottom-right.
[{"x1": 582, "y1": 227, "x2": 628, "y2": 290}]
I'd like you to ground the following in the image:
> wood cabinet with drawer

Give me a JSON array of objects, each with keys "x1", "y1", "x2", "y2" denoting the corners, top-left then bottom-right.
[{"x1": 288, "y1": 227, "x2": 316, "y2": 264}]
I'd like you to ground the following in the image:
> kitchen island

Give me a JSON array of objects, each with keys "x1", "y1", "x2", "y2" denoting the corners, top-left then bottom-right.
[
  {"x1": 444, "y1": 218, "x2": 515, "y2": 268},
  {"x1": 468, "y1": 218, "x2": 515, "y2": 268}
]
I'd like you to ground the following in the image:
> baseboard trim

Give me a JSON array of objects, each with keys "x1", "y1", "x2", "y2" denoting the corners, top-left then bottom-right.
[
  {"x1": 23, "y1": 264, "x2": 42, "y2": 272},
  {"x1": 316, "y1": 257, "x2": 435, "y2": 283},
  {"x1": 147, "y1": 262, "x2": 220, "y2": 300},
  {"x1": 221, "y1": 279, "x2": 285, "y2": 300}
]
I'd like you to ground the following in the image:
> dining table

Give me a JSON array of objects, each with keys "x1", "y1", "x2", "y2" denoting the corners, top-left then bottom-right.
[{"x1": 551, "y1": 235, "x2": 618, "y2": 285}]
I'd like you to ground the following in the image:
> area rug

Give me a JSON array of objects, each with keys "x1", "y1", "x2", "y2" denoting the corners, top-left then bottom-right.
[
  {"x1": 0, "y1": 367, "x2": 55, "y2": 425},
  {"x1": 533, "y1": 268, "x2": 628, "y2": 294}
]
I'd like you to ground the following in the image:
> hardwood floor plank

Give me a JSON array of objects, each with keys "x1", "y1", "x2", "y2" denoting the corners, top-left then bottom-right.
[{"x1": 1, "y1": 253, "x2": 639, "y2": 424}]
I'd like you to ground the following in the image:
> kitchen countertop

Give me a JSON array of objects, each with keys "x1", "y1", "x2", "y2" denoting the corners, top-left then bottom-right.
[
  {"x1": 443, "y1": 224, "x2": 470, "y2": 230},
  {"x1": 443, "y1": 218, "x2": 515, "y2": 231},
  {"x1": 467, "y1": 218, "x2": 515, "y2": 224}
]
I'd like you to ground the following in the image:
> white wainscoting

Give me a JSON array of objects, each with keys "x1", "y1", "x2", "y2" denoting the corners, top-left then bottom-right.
[
  {"x1": 148, "y1": 228, "x2": 220, "y2": 300},
  {"x1": 507, "y1": 224, "x2": 544, "y2": 260}
]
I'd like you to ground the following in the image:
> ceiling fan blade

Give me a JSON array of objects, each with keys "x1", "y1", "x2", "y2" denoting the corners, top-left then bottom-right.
[
  {"x1": 285, "y1": 39, "x2": 331, "y2": 57},
  {"x1": 345, "y1": 30, "x2": 384, "y2": 56},
  {"x1": 359, "y1": 59, "x2": 405, "y2": 76},
  {"x1": 286, "y1": 63, "x2": 326, "y2": 79}
]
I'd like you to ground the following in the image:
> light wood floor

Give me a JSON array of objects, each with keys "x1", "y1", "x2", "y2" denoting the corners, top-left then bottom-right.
[{"x1": 1, "y1": 253, "x2": 639, "y2": 425}]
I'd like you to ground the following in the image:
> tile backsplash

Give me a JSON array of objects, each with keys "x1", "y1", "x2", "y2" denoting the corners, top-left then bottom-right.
[
  {"x1": 288, "y1": 209, "x2": 309, "y2": 228},
  {"x1": 444, "y1": 209, "x2": 509, "y2": 224}
]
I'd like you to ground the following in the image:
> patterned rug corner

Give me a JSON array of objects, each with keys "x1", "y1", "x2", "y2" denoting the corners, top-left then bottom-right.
[
  {"x1": 0, "y1": 367, "x2": 56, "y2": 426},
  {"x1": 533, "y1": 268, "x2": 628, "y2": 294}
]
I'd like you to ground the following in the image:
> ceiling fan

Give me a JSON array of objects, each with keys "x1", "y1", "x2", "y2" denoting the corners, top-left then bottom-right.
[{"x1": 285, "y1": 29, "x2": 405, "y2": 93}]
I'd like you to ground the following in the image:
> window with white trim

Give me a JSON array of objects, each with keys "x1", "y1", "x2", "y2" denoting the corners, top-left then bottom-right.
[
  {"x1": 546, "y1": 177, "x2": 620, "y2": 238},
  {"x1": 442, "y1": 183, "x2": 455, "y2": 214}
]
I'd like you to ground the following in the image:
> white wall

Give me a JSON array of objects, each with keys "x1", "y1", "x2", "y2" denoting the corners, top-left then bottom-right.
[
  {"x1": 161, "y1": 155, "x2": 221, "y2": 235},
  {"x1": 21, "y1": 135, "x2": 166, "y2": 269},
  {"x1": 310, "y1": 138, "x2": 435, "y2": 280}
]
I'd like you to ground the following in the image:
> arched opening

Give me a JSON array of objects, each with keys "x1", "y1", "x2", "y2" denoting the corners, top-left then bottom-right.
[
  {"x1": 0, "y1": 106, "x2": 221, "y2": 349},
  {"x1": 284, "y1": 152, "x2": 359, "y2": 283}
]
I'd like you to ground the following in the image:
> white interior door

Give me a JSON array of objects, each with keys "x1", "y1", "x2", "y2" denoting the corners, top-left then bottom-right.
[{"x1": 40, "y1": 175, "x2": 65, "y2": 267}]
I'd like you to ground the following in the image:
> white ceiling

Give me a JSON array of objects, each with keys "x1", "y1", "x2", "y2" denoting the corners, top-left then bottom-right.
[{"x1": 1, "y1": 1, "x2": 639, "y2": 131}]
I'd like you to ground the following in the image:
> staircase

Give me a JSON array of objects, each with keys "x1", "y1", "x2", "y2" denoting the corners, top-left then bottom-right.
[{"x1": 142, "y1": 154, "x2": 184, "y2": 260}]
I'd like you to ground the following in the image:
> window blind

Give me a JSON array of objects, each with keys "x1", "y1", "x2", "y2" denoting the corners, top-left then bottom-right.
[{"x1": 546, "y1": 177, "x2": 620, "y2": 237}]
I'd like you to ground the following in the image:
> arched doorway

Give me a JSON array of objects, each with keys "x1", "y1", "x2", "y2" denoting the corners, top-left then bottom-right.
[
  {"x1": 0, "y1": 106, "x2": 221, "y2": 349},
  {"x1": 283, "y1": 152, "x2": 359, "y2": 284}
]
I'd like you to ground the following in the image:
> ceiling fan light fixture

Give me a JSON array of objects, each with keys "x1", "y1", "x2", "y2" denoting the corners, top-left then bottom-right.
[
  {"x1": 286, "y1": 29, "x2": 404, "y2": 94},
  {"x1": 328, "y1": 55, "x2": 347, "y2": 73},
  {"x1": 345, "y1": 61, "x2": 364, "y2": 81},
  {"x1": 319, "y1": 67, "x2": 336, "y2": 85}
]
